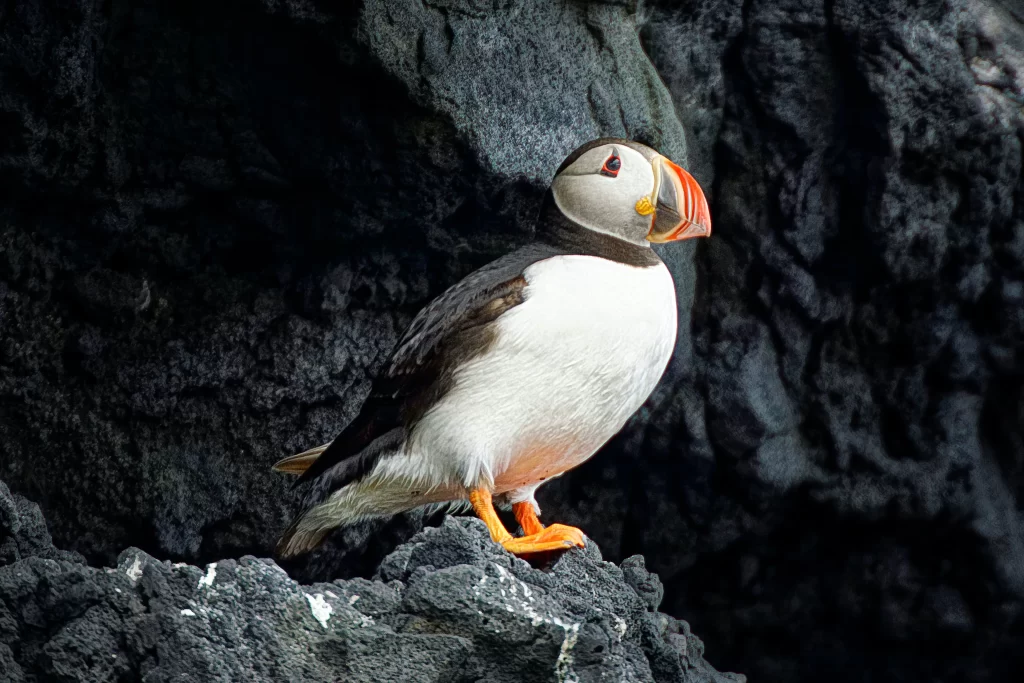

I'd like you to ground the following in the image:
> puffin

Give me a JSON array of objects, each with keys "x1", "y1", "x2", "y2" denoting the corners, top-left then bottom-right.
[{"x1": 273, "y1": 138, "x2": 711, "y2": 558}]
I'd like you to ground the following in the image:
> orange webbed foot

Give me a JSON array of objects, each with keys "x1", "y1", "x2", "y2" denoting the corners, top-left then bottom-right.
[
  {"x1": 500, "y1": 523, "x2": 586, "y2": 555},
  {"x1": 471, "y1": 489, "x2": 585, "y2": 557}
]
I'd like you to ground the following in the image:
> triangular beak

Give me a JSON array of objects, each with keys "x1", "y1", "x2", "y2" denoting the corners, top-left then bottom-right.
[{"x1": 645, "y1": 157, "x2": 712, "y2": 243}]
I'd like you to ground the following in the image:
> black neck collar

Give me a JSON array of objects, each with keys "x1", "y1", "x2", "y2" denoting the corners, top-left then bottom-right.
[{"x1": 535, "y1": 192, "x2": 662, "y2": 268}]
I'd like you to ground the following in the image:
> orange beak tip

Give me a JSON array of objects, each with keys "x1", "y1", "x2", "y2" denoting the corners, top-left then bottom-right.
[{"x1": 648, "y1": 156, "x2": 712, "y2": 243}]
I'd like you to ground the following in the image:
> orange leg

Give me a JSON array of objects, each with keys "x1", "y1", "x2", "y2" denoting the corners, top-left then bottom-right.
[
  {"x1": 469, "y1": 488, "x2": 512, "y2": 543},
  {"x1": 513, "y1": 501, "x2": 545, "y2": 536},
  {"x1": 470, "y1": 488, "x2": 585, "y2": 556}
]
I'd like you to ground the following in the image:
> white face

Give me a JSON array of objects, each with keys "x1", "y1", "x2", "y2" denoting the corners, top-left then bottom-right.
[{"x1": 550, "y1": 143, "x2": 656, "y2": 245}]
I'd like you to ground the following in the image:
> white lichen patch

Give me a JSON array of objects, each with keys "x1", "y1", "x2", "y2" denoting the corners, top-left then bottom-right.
[
  {"x1": 475, "y1": 563, "x2": 581, "y2": 681},
  {"x1": 555, "y1": 620, "x2": 581, "y2": 683},
  {"x1": 612, "y1": 614, "x2": 628, "y2": 639},
  {"x1": 198, "y1": 563, "x2": 217, "y2": 589},
  {"x1": 304, "y1": 592, "x2": 333, "y2": 629},
  {"x1": 482, "y1": 565, "x2": 551, "y2": 628},
  {"x1": 124, "y1": 555, "x2": 144, "y2": 582}
]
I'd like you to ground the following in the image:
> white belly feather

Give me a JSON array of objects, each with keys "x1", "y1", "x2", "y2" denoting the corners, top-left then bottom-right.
[
  {"x1": 401, "y1": 254, "x2": 678, "y2": 494},
  {"x1": 317, "y1": 254, "x2": 679, "y2": 524}
]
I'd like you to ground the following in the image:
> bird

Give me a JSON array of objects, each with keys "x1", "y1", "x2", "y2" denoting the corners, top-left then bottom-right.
[{"x1": 272, "y1": 137, "x2": 711, "y2": 559}]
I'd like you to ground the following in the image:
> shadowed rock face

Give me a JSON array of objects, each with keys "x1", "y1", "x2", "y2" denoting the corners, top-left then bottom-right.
[
  {"x1": 0, "y1": 0, "x2": 1021, "y2": 681},
  {"x1": 620, "y1": 2, "x2": 1024, "y2": 681},
  {"x1": 536, "y1": 4, "x2": 1024, "y2": 681},
  {"x1": 0, "y1": 480, "x2": 741, "y2": 683}
]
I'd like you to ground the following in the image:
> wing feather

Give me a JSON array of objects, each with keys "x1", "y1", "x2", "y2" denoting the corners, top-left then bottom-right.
[
  {"x1": 272, "y1": 443, "x2": 331, "y2": 475},
  {"x1": 289, "y1": 243, "x2": 564, "y2": 491}
]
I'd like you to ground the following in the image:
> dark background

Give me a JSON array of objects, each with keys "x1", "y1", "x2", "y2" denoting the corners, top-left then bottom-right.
[{"x1": 1, "y1": 1, "x2": 1022, "y2": 681}]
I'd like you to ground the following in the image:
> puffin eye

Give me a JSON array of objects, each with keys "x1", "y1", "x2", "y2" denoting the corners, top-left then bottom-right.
[{"x1": 599, "y1": 154, "x2": 621, "y2": 178}]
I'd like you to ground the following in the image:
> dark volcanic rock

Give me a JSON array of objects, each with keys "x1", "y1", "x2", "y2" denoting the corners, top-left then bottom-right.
[
  {"x1": 0, "y1": 481, "x2": 84, "y2": 568},
  {"x1": 0, "y1": 480, "x2": 740, "y2": 682},
  {"x1": 595, "y1": 0, "x2": 1023, "y2": 681},
  {"x1": 1, "y1": 0, "x2": 1023, "y2": 682}
]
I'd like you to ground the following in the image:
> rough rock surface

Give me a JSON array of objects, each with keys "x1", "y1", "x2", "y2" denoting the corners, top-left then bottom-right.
[
  {"x1": 621, "y1": 2, "x2": 1024, "y2": 681},
  {"x1": 0, "y1": 0, "x2": 1022, "y2": 681},
  {"x1": 0, "y1": 480, "x2": 740, "y2": 682}
]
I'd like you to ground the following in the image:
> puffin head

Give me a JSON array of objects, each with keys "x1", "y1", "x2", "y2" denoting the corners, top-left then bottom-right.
[{"x1": 549, "y1": 138, "x2": 711, "y2": 247}]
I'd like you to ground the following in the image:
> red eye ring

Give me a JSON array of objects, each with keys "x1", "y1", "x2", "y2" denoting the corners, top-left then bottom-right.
[{"x1": 600, "y1": 154, "x2": 621, "y2": 178}]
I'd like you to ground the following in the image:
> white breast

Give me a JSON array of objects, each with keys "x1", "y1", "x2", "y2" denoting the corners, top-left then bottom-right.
[{"x1": 403, "y1": 254, "x2": 678, "y2": 492}]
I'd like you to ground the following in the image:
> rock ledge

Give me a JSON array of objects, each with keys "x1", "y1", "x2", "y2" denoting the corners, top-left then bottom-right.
[{"x1": 0, "y1": 480, "x2": 742, "y2": 682}]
